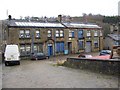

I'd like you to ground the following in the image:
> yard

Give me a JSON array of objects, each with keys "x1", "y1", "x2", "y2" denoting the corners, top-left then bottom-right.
[{"x1": 2, "y1": 54, "x2": 119, "y2": 88}]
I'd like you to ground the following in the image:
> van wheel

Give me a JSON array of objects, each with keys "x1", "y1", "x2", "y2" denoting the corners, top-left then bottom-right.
[
  {"x1": 5, "y1": 62, "x2": 9, "y2": 66},
  {"x1": 36, "y1": 58, "x2": 38, "y2": 60},
  {"x1": 18, "y1": 62, "x2": 20, "y2": 65}
]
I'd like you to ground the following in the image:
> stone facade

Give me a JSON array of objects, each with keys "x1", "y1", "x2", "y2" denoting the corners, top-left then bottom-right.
[{"x1": 3, "y1": 20, "x2": 103, "y2": 56}]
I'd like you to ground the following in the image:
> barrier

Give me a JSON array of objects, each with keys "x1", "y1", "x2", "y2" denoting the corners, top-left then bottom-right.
[{"x1": 64, "y1": 58, "x2": 120, "y2": 75}]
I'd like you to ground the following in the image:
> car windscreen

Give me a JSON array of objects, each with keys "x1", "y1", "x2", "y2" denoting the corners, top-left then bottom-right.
[{"x1": 36, "y1": 53, "x2": 44, "y2": 56}]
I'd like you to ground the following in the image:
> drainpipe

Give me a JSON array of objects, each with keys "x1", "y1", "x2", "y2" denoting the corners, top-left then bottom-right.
[
  {"x1": 31, "y1": 29, "x2": 34, "y2": 54},
  {"x1": 54, "y1": 29, "x2": 56, "y2": 56}
]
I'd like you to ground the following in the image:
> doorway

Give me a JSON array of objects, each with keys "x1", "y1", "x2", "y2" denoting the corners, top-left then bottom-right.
[
  {"x1": 68, "y1": 42, "x2": 72, "y2": 54},
  {"x1": 85, "y1": 41, "x2": 92, "y2": 53},
  {"x1": 48, "y1": 44, "x2": 53, "y2": 56}
]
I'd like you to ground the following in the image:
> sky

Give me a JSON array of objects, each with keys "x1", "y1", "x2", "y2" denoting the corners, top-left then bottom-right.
[{"x1": 0, "y1": 0, "x2": 120, "y2": 20}]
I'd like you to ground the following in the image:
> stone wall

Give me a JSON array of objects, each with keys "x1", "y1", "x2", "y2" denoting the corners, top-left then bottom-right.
[{"x1": 64, "y1": 58, "x2": 120, "y2": 75}]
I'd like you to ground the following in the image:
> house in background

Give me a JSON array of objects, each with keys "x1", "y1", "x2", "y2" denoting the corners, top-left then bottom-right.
[
  {"x1": 3, "y1": 17, "x2": 103, "y2": 57},
  {"x1": 104, "y1": 24, "x2": 120, "y2": 50}
]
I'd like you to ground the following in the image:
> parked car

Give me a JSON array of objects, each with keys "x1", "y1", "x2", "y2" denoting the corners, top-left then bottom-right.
[
  {"x1": 78, "y1": 53, "x2": 92, "y2": 58},
  {"x1": 99, "y1": 50, "x2": 111, "y2": 56},
  {"x1": 31, "y1": 53, "x2": 47, "y2": 60}
]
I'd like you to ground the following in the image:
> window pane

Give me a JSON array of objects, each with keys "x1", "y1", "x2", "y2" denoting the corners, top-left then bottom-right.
[
  {"x1": 36, "y1": 31, "x2": 40, "y2": 38},
  {"x1": 69, "y1": 33, "x2": 72, "y2": 37},
  {"x1": 48, "y1": 30, "x2": 51, "y2": 33},
  {"x1": 25, "y1": 30, "x2": 30, "y2": 33},
  {"x1": 60, "y1": 30, "x2": 63, "y2": 33},
  {"x1": 56, "y1": 33, "x2": 59, "y2": 37},
  {"x1": 94, "y1": 31, "x2": 98, "y2": 36},
  {"x1": 48, "y1": 34, "x2": 51, "y2": 37},
  {"x1": 87, "y1": 31, "x2": 91, "y2": 36},
  {"x1": 79, "y1": 41, "x2": 84, "y2": 49},
  {"x1": 20, "y1": 30, "x2": 24, "y2": 33},
  {"x1": 48, "y1": 30, "x2": 52, "y2": 37},
  {"x1": 60, "y1": 33, "x2": 63, "y2": 37},
  {"x1": 69, "y1": 31, "x2": 74, "y2": 37},
  {"x1": 94, "y1": 40, "x2": 99, "y2": 47},
  {"x1": 34, "y1": 45, "x2": 38, "y2": 53},
  {"x1": 78, "y1": 30, "x2": 83, "y2": 38},
  {"x1": 56, "y1": 30, "x2": 59, "y2": 33},
  {"x1": 36, "y1": 31, "x2": 39, "y2": 33},
  {"x1": 20, "y1": 45, "x2": 25, "y2": 55},
  {"x1": 19, "y1": 30, "x2": 24, "y2": 38}
]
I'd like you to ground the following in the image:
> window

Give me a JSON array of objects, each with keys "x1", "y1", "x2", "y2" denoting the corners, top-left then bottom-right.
[
  {"x1": 20, "y1": 45, "x2": 25, "y2": 55},
  {"x1": 114, "y1": 41, "x2": 120, "y2": 45},
  {"x1": 36, "y1": 30, "x2": 40, "y2": 38},
  {"x1": 47, "y1": 30, "x2": 52, "y2": 38},
  {"x1": 56, "y1": 42, "x2": 64, "y2": 53},
  {"x1": 60, "y1": 30, "x2": 64, "y2": 37},
  {"x1": 26, "y1": 45, "x2": 31, "y2": 54},
  {"x1": 78, "y1": 40, "x2": 84, "y2": 50},
  {"x1": 94, "y1": 40, "x2": 99, "y2": 48},
  {"x1": 56, "y1": 30, "x2": 59, "y2": 37},
  {"x1": 94, "y1": 31, "x2": 98, "y2": 36},
  {"x1": 34, "y1": 45, "x2": 38, "y2": 53},
  {"x1": 78, "y1": 30, "x2": 83, "y2": 39},
  {"x1": 25, "y1": 30, "x2": 30, "y2": 38},
  {"x1": 19, "y1": 30, "x2": 24, "y2": 38},
  {"x1": 55, "y1": 30, "x2": 64, "y2": 38},
  {"x1": 87, "y1": 31, "x2": 91, "y2": 37},
  {"x1": 69, "y1": 30, "x2": 74, "y2": 38}
]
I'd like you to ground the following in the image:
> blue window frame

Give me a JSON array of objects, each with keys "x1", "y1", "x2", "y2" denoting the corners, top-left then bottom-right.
[
  {"x1": 69, "y1": 30, "x2": 74, "y2": 38},
  {"x1": 56, "y1": 42, "x2": 64, "y2": 53},
  {"x1": 78, "y1": 30, "x2": 83, "y2": 39}
]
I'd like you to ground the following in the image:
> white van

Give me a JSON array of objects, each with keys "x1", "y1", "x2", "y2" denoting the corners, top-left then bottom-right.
[{"x1": 4, "y1": 45, "x2": 20, "y2": 66}]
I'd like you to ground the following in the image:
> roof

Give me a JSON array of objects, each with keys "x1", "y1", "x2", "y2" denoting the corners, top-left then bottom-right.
[
  {"x1": 8, "y1": 20, "x2": 64, "y2": 28},
  {"x1": 108, "y1": 34, "x2": 120, "y2": 41},
  {"x1": 8, "y1": 20, "x2": 101, "y2": 29},
  {"x1": 63, "y1": 23, "x2": 102, "y2": 29}
]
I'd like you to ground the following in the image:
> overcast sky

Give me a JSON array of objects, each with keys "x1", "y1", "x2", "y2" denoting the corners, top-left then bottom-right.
[{"x1": 0, "y1": 0, "x2": 119, "y2": 20}]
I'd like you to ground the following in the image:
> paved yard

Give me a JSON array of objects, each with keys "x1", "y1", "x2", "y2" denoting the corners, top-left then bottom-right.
[{"x1": 2, "y1": 54, "x2": 119, "y2": 88}]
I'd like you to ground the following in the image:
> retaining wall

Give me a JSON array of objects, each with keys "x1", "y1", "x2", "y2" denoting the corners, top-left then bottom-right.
[{"x1": 64, "y1": 58, "x2": 120, "y2": 75}]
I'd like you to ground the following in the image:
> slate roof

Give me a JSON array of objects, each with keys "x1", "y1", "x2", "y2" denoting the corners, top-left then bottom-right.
[
  {"x1": 7, "y1": 20, "x2": 101, "y2": 29},
  {"x1": 63, "y1": 23, "x2": 101, "y2": 29},
  {"x1": 108, "y1": 34, "x2": 120, "y2": 41}
]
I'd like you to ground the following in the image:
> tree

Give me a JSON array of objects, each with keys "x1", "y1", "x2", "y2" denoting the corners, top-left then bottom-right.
[{"x1": 103, "y1": 16, "x2": 120, "y2": 24}]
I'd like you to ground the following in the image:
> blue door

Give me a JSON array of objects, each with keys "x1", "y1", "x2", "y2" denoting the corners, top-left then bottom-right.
[{"x1": 48, "y1": 45, "x2": 53, "y2": 56}]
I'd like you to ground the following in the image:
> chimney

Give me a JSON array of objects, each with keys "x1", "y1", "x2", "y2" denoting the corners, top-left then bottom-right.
[
  {"x1": 8, "y1": 15, "x2": 12, "y2": 20},
  {"x1": 58, "y1": 15, "x2": 62, "y2": 22}
]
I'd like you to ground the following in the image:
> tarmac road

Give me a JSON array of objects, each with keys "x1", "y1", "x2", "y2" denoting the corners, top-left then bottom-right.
[{"x1": 2, "y1": 54, "x2": 119, "y2": 88}]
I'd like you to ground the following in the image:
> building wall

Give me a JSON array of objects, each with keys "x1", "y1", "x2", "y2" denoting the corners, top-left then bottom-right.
[
  {"x1": 118, "y1": 1, "x2": 120, "y2": 16},
  {"x1": 0, "y1": 21, "x2": 2, "y2": 53},
  {"x1": 104, "y1": 37, "x2": 114, "y2": 50},
  {"x1": 7, "y1": 27, "x2": 103, "y2": 56}
]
